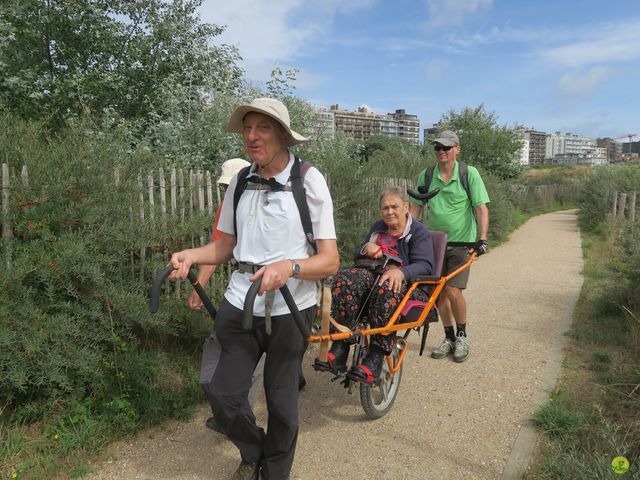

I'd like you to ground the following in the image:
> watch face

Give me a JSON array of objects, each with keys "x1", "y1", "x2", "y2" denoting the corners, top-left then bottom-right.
[{"x1": 293, "y1": 262, "x2": 301, "y2": 275}]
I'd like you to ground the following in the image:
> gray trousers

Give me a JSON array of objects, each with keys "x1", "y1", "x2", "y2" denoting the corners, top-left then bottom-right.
[
  {"x1": 210, "y1": 298, "x2": 313, "y2": 480},
  {"x1": 200, "y1": 336, "x2": 265, "y2": 411}
]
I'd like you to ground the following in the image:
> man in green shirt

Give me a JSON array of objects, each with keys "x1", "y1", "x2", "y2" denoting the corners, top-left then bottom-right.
[{"x1": 409, "y1": 131, "x2": 490, "y2": 362}]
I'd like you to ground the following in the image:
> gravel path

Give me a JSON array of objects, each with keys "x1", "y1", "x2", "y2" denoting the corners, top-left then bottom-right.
[{"x1": 87, "y1": 210, "x2": 583, "y2": 480}]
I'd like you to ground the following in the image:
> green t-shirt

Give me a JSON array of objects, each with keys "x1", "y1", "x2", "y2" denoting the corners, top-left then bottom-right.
[{"x1": 414, "y1": 162, "x2": 490, "y2": 243}]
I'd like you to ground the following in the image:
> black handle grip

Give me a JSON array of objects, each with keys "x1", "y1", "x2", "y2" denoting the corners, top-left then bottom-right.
[
  {"x1": 242, "y1": 278, "x2": 263, "y2": 330},
  {"x1": 149, "y1": 265, "x2": 174, "y2": 313},
  {"x1": 407, "y1": 187, "x2": 440, "y2": 202},
  {"x1": 242, "y1": 277, "x2": 309, "y2": 339},
  {"x1": 149, "y1": 265, "x2": 217, "y2": 320}
]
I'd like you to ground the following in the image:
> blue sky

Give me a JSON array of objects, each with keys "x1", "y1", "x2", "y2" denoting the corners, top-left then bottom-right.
[{"x1": 200, "y1": 0, "x2": 640, "y2": 141}]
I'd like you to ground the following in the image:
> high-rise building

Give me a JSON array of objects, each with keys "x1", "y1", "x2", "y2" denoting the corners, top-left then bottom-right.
[
  {"x1": 546, "y1": 132, "x2": 605, "y2": 165},
  {"x1": 597, "y1": 138, "x2": 623, "y2": 163},
  {"x1": 523, "y1": 130, "x2": 546, "y2": 165},
  {"x1": 423, "y1": 126, "x2": 440, "y2": 143},
  {"x1": 547, "y1": 132, "x2": 599, "y2": 160},
  {"x1": 316, "y1": 104, "x2": 420, "y2": 143},
  {"x1": 389, "y1": 109, "x2": 420, "y2": 144},
  {"x1": 309, "y1": 106, "x2": 335, "y2": 138},
  {"x1": 519, "y1": 139, "x2": 530, "y2": 165},
  {"x1": 330, "y1": 104, "x2": 381, "y2": 141},
  {"x1": 379, "y1": 115, "x2": 398, "y2": 137}
]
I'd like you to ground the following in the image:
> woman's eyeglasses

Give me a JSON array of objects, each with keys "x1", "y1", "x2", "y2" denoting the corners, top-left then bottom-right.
[{"x1": 434, "y1": 145, "x2": 454, "y2": 152}]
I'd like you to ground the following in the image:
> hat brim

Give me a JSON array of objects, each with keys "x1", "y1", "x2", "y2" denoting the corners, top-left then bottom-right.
[
  {"x1": 430, "y1": 138, "x2": 459, "y2": 147},
  {"x1": 217, "y1": 175, "x2": 232, "y2": 185},
  {"x1": 227, "y1": 105, "x2": 309, "y2": 146}
]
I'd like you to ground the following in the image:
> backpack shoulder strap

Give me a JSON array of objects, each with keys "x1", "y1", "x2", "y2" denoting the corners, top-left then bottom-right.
[
  {"x1": 232, "y1": 158, "x2": 317, "y2": 254},
  {"x1": 290, "y1": 155, "x2": 317, "y2": 254},
  {"x1": 457, "y1": 161, "x2": 472, "y2": 203},
  {"x1": 418, "y1": 165, "x2": 436, "y2": 194},
  {"x1": 232, "y1": 165, "x2": 252, "y2": 237}
]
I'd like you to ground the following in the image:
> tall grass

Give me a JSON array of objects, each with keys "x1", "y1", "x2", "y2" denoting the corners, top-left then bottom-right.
[{"x1": 528, "y1": 164, "x2": 640, "y2": 478}]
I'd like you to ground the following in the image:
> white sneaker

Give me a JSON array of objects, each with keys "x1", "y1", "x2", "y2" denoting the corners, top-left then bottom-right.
[
  {"x1": 453, "y1": 335, "x2": 470, "y2": 363},
  {"x1": 431, "y1": 338, "x2": 454, "y2": 359}
]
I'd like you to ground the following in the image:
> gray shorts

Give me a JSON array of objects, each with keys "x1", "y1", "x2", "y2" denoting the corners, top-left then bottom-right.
[{"x1": 444, "y1": 247, "x2": 471, "y2": 289}]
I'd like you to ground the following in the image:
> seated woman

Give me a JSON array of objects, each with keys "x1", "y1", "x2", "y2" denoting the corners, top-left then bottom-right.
[{"x1": 315, "y1": 187, "x2": 435, "y2": 384}]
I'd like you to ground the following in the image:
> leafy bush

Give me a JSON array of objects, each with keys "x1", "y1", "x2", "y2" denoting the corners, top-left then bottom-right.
[
  {"x1": 576, "y1": 163, "x2": 640, "y2": 231},
  {"x1": 481, "y1": 172, "x2": 516, "y2": 244},
  {"x1": 0, "y1": 112, "x2": 208, "y2": 428}
]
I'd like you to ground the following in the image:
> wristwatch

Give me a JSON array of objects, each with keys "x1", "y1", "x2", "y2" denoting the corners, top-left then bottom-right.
[{"x1": 290, "y1": 259, "x2": 301, "y2": 278}]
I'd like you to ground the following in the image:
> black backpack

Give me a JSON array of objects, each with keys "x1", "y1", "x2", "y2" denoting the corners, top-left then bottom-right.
[
  {"x1": 420, "y1": 161, "x2": 472, "y2": 204},
  {"x1": 232, "y1": 156, "x2": 317, "y2": 254}
]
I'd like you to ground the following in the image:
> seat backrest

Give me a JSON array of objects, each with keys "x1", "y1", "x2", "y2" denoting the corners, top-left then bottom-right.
[{"x1": 430, "y1": 230, "x2": 448, "y2": 277}]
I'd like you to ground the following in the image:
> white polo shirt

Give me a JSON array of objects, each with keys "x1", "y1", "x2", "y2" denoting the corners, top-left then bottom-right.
[{"x1": 217, "y1": 153, "x2": 336, "y2": 316}]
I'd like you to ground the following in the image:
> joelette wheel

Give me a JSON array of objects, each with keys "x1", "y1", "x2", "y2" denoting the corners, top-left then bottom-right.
[{"x1": 359, "y1": 347, "x2": 403, "y2": 419}]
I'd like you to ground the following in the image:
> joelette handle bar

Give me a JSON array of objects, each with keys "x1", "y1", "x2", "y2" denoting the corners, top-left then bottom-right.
[
  {"x1": 406, "y1": 187, "x2": 440, "y2": 202},
  {"x1": 149, "y1": 265, "x2": 217, "y2": 319},
  {"x1": 242, "y1": 277, "x2": 310, "y2": 340}
]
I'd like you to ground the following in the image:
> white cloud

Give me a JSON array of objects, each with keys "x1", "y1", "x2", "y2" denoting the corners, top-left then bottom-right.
[
  {"x1": 445, "y1": 25, "x2": 569, "y2": 51},
  {"x1": 541, "y1": 20, "x2": 640, "y2": 68},
  {"x1": 425, "y1": 58, "x2": 448, "y2": 83},
  {"x1": 199, "y1": 0, "x2": 375, "y2": 81},
  {"x1": 425, "y1": 0, "x2": 493, "y2": 28},
  {"x1": 443, "y1": 18, "x2": 640, "y2": 68},
  {"x1": 554, "y1": 66, "x2": 612, "y2": 106}
]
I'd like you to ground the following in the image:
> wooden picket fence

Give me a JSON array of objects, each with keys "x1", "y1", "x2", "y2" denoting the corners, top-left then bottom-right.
[
  {"x1": 611, "y1": 190, "x2": 638, "y2": 222},
  {"x1": 1, "y1": 163, "x2": 232, "y2": 300},
  {"x1": 6, "y1": 163, "x2": 590, "y2": 303}
]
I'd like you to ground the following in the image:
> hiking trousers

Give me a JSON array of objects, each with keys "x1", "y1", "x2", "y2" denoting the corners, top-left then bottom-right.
[{"x1": 211, "y1": 298, "x2": 313, "y2": 480}]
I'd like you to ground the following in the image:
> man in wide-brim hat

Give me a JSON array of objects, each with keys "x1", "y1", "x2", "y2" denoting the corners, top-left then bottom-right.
[{"x1": 169, "y1": 97, "x2": 339, "y2": 480}]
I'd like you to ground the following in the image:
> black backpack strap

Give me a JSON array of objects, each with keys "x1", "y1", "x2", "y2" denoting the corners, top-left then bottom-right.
[
  {"x1": 233, "y1": 165, "x2": 252, "y2": 237},
  {"x1": 290, "y1": 155, "x2": 317, "y2": 254},
  {"x1": 457, "y1": 161, "x2": 472, "y2": 204},
  {"x1": 418, "y1": 165, "x2": 435, "y2": 194},
  {"x1": 233, "y1": 158, "x2": 317, "y2": 254}
]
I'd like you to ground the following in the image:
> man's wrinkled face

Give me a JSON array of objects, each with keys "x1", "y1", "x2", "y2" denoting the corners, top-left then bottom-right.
[{"x1": 242, "y1": 113, "x2": 289, "y2": 166}]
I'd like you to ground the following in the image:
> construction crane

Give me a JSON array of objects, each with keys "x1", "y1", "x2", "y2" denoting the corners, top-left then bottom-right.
[
  {"x1": 614, "y1": 134, "x2": 638, "y2": 161},
  {"x1": 615, "y1": 133, "x2": 638, "y2": 143}
]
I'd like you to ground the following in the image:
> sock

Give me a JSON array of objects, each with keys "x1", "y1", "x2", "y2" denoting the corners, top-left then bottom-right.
[
  {"x1": 444, "y1": 326, "x2": 456, "y2": 342},
  {"x1": 456, "y1": 323, "x2": 467, "y2": 337}
]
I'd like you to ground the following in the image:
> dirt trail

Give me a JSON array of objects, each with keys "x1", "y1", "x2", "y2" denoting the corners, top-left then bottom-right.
[{"x1": 87, "y1": 210, "x2": 583, "y2": 480}]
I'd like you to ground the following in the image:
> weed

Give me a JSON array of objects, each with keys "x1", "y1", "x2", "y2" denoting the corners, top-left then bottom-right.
[
  {"x1": 533, "y1": 390, "x2": 588, "y2": 439},
  {"x1": 1, "y1": 428, "x2": 25, "y2": 460}
]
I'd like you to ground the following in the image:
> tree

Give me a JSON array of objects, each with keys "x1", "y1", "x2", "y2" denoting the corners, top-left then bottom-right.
[
  {"x1": 437, "y1": 105, "x2": 523, "y2": 179},
  {"x1": 0, "y1": 0, "x2": 243, "y2": 126}
]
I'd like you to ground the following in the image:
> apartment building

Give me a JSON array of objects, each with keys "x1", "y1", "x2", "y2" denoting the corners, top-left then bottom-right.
[
  {"x1": 317, "y1": 104, "x2": 419, "y2": 143},
  {"x1": 389, "y1": 109, "x2": 420, "y2": 144},
  {"x1": 309, "y1": 106, "x2": 335, "y2": 138},
  {"x1": 597, "y1": 138, "x2": 623, "y2": 163},
  {"x1": 330, "y1": 104, "x2": 381, "y2": 141},
  {"x1": 546, "y1": 132, "x2": 605, "y2": 165},
  {"x1": 546, "y1": 132, "x2": 598, "y2": 159},
  {"x1": 522, "y1": 130, "x2": 546, "y2": 165},
  {"x1": 518, "y1": 139, "x2": 530, "y2": 165}
]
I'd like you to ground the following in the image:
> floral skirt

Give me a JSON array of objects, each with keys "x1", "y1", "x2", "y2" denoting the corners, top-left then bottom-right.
[{"x1": 330, "y1": 267, "x2": 429, "y2": 353}]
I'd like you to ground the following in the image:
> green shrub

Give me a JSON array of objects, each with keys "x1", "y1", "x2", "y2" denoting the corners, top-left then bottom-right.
[
  {"x1": 0, "y1": 111, "x2": 207, "y2": 435},
  {"x1": 576, "y1": 164, "x2": 640, "y2": 231},
  {"x1": 482, "y1": 172, "x2": 516, "y2": 244}
]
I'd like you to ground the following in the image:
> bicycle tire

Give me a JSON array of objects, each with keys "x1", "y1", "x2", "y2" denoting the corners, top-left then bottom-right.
[{"x1": 359, "y1": 349, "x2": 403, "y2": 419}]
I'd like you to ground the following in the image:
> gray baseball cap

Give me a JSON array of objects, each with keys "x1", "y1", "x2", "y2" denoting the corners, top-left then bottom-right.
[{"x1": 430, "y1": 130, "x2": 459, "y2": 147}]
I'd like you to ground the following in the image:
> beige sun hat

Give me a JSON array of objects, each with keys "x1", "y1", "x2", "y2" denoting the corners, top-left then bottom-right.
[
  {"x1": 217, "y1": 158, "x2": 251, "y2": 185},
  {"x1": 227, "y1": 97, "x2": 309, "y2": 145}
]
